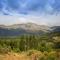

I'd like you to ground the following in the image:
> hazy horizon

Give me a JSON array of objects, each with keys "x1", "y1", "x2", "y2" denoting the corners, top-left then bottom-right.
[{"x1": 0, "y1": 0, "x2": 60, "y2": 26}]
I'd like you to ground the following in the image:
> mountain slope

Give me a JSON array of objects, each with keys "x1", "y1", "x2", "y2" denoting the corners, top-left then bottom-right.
[
  {"x1": 4, "y1": 23, "x2": 51, "y2": 32},
  {"x1": 51, "y1": 26, "x2": 60, "y2": 32},
  {"x1": 0, "y1": 23, "x2": 60, "y2": 36}
]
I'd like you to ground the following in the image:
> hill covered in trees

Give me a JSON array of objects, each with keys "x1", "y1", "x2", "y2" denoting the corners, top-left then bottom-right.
[
  {"x1": 0, "y1": 32, "x2": 60, "y2": 60},
  {"x1": 0, "y1": 32, "x2": 60, "y2": 52}
]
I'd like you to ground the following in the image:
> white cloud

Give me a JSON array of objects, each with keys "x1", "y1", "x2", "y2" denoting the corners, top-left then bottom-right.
[{"x1": 0, "y1": 14, "x2": 60, "y2": 26}]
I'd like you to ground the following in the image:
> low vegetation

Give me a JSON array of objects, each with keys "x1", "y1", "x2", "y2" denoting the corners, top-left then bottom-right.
[{"x1": 0, "y1": 32, "x2": 60, "y2": 60}]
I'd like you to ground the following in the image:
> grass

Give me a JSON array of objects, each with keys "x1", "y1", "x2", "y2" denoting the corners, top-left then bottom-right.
[{"x1": 0, "y1": 50, "x2": 60, "y2": 60}]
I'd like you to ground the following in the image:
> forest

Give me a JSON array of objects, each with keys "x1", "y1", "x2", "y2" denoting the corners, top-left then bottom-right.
[{"x1": 0, "y1": 32, "x2": 60, "y2": 60}]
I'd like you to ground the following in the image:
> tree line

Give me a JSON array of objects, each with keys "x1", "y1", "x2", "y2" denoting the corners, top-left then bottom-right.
[{"x1": 0, "y1": 33, "x2": 60, "y2": 53}]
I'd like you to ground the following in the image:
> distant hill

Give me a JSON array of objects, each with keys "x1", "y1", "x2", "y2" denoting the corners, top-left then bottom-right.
[
  {"x1": 0, "y1": 23, "x2": 60, "y2": 36},
  {"x1": 51, "y1": 26, "x2": 60, "y2": 32}
]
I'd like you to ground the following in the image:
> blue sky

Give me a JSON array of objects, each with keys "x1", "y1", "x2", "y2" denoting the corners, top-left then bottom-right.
[{"x1": 0, "y1": 0, "x2": 60, "y2": 26}]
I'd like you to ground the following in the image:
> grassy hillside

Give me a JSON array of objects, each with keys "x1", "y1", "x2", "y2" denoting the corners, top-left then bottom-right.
[{"x1": 0, "y1": 32, "x2": 60, "y2": 60}]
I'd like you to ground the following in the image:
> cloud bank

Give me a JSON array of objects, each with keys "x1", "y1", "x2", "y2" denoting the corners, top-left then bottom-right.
[
  {"x1": 0, "y1": 14, "x2": 60, "y2": 26},
  {"x1": 0, "y1": 0, "x2": 60, "y2": 14},
  {"x1": 0, "y1": 0, "x2": 60, "y2": 26}
]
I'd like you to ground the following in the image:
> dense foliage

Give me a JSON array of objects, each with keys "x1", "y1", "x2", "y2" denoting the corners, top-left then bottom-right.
[
  {"x1": 0, "y1": 32, "x2": 60, "y2": 52},
  {"x1": 0, "y1": 32, "x2": 60, "y2": 60}
]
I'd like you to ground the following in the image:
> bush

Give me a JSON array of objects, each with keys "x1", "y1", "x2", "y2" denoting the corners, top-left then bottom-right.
[{"x1": 0, "y1": 47, "x2": 11, "y2": 54}]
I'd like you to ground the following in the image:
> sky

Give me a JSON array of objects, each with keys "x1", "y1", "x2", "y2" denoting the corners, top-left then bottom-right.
[{"x1": 0, "y1": 0, "x2": 60, "y2": 26}]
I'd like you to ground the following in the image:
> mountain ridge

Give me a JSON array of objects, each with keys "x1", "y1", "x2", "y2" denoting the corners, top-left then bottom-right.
[
  {"x1": 0, "y1": 23, "x2": 51, "y2": 32},
  {"x1": 0, "y1": 23, "x2": 60, "y2": 36}
]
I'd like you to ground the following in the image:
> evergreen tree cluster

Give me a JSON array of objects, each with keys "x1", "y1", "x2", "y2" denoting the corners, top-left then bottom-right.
[{"x1": 0, "y1": 32, "x2": 60, "y2": 53}]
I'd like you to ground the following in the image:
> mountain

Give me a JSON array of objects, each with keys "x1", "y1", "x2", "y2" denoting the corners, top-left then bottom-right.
[
  {"x1": 0, "y1": 23, "x2": 60, "y2": 36},
  {"x1": 51, "y1": 26, "x2": 60, "y2": 32},
  {"x1": 6, "y1": 23, "x2": 51, "y2": 32}
]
